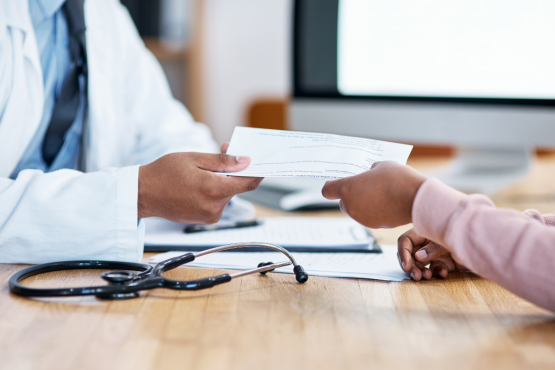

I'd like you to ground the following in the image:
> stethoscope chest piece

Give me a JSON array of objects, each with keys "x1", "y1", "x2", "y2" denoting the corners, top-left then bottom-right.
[{"x1": 96, "y1": 271, "x2": 141, "y2": 300}]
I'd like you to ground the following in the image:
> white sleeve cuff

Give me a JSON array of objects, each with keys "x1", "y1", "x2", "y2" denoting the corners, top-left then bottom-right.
[{"x1": 115, "y1": 165, "x2": 144, "y2": 262}]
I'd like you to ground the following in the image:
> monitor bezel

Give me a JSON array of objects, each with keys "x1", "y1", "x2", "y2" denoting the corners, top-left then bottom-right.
[{"x1": 292, "y1": 0, "x2": 555, "y2": 107}]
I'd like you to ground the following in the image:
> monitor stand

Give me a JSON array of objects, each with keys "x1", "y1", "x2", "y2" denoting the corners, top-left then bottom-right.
[
  {"x1": 238, "y1": 177, "x2": 339, "y2": 211},
  {"x1": 427, "y1": 147, "x2": 533, "y2": 195}
]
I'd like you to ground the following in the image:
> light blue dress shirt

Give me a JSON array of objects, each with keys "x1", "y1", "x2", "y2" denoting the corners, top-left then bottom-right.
[{"x1": 10, "y1": 0, "x2": 86, "y2": 179}]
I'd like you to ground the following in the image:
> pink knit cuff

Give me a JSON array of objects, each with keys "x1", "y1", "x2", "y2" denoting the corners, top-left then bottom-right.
[
  {"x1": 412, "y1": 178, "x2": 467, "y2": 246},
  {"x1": 523, "y1": 209, "x2": 555, "y2": 226}
]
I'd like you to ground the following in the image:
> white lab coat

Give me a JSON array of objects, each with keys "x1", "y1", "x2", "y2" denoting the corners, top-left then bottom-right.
[{"x1": 0, "y1": 0, "x2": 218, "y2": 263}]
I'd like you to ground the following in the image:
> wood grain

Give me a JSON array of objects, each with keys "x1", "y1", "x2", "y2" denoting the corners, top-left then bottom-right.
[{"x1": 1, "y1": 156, "x2": 555, "y2": 369}]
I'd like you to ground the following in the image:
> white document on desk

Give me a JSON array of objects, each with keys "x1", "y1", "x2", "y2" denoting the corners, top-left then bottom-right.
[
  {"x1": 217, "y1": 127, "x2": 413, "y2": 178},
  {"x1": 144, "y1": 217, "x2": 373, "y2": 249},
  {"x1": 149, "y1": 245, "x2": 409, "y2": 282}
]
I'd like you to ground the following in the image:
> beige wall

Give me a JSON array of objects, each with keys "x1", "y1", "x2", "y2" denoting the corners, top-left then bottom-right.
[{"x1": 200, "y1": 0, "x2": 292, "y2": 144}]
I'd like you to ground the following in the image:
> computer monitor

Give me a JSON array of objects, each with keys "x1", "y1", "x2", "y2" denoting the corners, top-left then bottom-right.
[{"x1": 290, "y1": 0, "x2": 555, "y2": 193}]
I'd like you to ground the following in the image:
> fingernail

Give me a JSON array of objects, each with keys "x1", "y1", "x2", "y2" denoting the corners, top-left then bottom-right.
[
  {"x1": 402, "y1": 261, "x2": 406, "y2": 270},
  {"x1": 410, "y1": 272, "x2": 415, "y2": 280},
  {"x1": 236, "y1": 156, "x2": 249, "y2": 163},
  {"x1": 415, "y1": 249, "x2": 428, "y2": 260}
]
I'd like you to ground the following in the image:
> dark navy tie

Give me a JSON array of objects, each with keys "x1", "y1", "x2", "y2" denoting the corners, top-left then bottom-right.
[{"x1": 41, "y1": 0, "x2": 88, "y2": 167}]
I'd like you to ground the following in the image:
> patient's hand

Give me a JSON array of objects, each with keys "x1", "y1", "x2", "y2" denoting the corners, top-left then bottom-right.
[
  {"x1": 321, "y1": 161, "x2": 426, "y2": 228},
  {"x1": 138, "y1": 152, "x2": 262, "y2": 223},
  {"x1": 397, "y1": 228, "x2": 468, "y2": 280}
]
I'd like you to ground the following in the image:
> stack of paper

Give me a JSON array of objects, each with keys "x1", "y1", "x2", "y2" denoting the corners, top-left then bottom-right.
[{"x1": 149, "y1": 245, "x2": 409, "y2": 282}]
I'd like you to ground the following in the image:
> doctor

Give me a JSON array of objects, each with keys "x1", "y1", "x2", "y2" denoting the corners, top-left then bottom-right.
[{"x1": 0, "y1": 0, "x2": 261, "y2": 264}]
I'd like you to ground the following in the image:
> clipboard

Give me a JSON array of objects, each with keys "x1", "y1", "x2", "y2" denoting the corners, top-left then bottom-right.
[
  {"x1": 144, "y1": 240, "x2": 382, "y2": 254},
  {"x1": 143, "y1": 217, "x2": 383, "y2": 254}
]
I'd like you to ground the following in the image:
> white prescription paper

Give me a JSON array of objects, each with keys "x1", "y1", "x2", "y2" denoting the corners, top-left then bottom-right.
[
  {"x1": 219, "y1": 127, "x2": 413, "y2": 178},
  {"x1": 144, "y1": 217, "x2": 373, "y2": 249},
  {"x1": 149, "y1": 245, "x2": 409, "y2": 282}
]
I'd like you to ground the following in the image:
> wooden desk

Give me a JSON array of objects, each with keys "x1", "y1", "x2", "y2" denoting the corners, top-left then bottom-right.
[{"x1": 2, "y1": 157, "x2": 555, "y2": 370}]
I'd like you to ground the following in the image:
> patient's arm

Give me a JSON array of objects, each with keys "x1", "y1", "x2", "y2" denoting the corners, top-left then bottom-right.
[
  {"x1": 323, "y1": 161, "x2": 555, "y2": 312},
  {"x1": 402, "y1": 208, "x2": 555, "y2": 281},
  {"x1": 413, "y1": 178, "x2": 555, "y2": 312}
]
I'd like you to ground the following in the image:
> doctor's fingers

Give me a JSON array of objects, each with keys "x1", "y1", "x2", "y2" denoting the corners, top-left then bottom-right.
[
  {"x1": 194, "y1": 152, "x2": 252, "y2": 173},
  {"x1": 213, "y1": 175, "x2": 263, "y2": 197},
  {"x1": 397, "y1": 229, "x2": 431, "y2": 272},
  {"x1": 220, "y1": 142, "x2": 230, "y2": 153}
]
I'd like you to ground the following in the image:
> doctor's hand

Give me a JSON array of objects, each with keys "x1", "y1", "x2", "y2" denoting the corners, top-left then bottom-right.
[
  {"x1": 137, "y1": 152, "x2": 262, "y2": 224},
  {"x1": 398, "y1": 228, "x2": 468, "y2": 280},
  {"x1": 321, "y1": 161, "x2": 426, "y2": 228}
]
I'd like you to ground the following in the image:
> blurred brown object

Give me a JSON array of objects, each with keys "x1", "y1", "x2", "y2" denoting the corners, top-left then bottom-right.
[
  {"x1": 142, "y1": 0, "x2": 205, "y2": 123},
  {"x1": 247, "y1": 99, "x2": 289, "y2": 131},
  {"x1": 409, "y1": 145, "x2": 453, "y2": 157},
  {"x1": 143, "y1": 38, "x2": 188, "y2": 61},
  {"x1": 186, "y1": 0, "x2": 206, "y2": 123},
  {"x1": 537, "y1": 148, "x2": 555, "y2": 157}
]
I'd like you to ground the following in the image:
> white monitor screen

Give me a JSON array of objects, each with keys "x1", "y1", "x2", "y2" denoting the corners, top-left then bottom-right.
[{"x1": 338, "y1": 0, "x2": 555, "y2": 99}]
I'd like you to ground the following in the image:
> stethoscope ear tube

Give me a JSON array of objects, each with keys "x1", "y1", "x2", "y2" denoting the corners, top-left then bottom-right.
[
  {"x1": 152, "y1": 253, "x2": 195, "y2": 275},
  {"x1": 9, "y1": 260, "x2": 152, "y2": 297},
  {"x1": 179, "y1": 274, "x2": 232, "y2": 290},
  {"x1": 9, "y1": 243, "x2": 308, "y2": 300}
]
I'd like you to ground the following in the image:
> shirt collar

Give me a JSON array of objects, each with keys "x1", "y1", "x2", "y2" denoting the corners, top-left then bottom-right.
[{"x1": 29, "y1": 0, "x2": 66, "y2": 24}]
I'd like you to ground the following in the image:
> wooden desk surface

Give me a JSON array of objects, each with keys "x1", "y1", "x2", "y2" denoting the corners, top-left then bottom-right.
[{"x1": 2, "y1": 156, "x2": 555, "y2": 370}]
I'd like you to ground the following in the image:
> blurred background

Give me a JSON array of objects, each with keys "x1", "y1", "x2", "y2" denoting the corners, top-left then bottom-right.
[
  {"x1": 120, "y1": 0, "x2": 291, "y2": 146},
  {"x1": 120, "y1": 0, "x2": 555, "y2": 199}
]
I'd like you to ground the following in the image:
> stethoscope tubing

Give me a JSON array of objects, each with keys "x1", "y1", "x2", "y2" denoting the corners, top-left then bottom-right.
[
  {"x1": 9, "y1": 260, "x2": 153, "y2": 297},
  {"x1": 9, "y1": 242, "x2": 308, "y2": 299}
]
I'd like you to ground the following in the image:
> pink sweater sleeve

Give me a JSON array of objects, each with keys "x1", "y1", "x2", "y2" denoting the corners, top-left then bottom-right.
[
  {"x1": 412, "y1": 178, "x2": 555, "y2": 312},
  {"x1": 523, "y1": 209, "x2": 555, "y2": 226}
]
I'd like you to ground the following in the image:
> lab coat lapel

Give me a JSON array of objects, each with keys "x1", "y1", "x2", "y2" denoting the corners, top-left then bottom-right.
[
  {"x1": 83, "y1": 0, "x2": 123, "y2": 173},
  {"x1": 0, "y1": 0, "x2": 44, "y2": 177}
]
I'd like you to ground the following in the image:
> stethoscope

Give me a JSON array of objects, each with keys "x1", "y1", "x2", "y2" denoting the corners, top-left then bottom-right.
[{"x1": 9, "y1": 242, "x2": 308, "y2": 300}]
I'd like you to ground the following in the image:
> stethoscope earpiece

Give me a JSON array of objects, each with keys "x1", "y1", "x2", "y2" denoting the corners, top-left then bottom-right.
[{"x1": 294, "y1": 265, "x2": 309, "y2": 283}]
